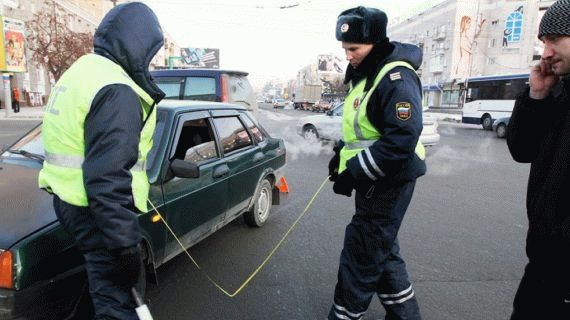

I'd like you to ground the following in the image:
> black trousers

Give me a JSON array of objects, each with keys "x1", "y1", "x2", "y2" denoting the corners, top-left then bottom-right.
[
  {"x1": 510, "y1": 260, "x2": 570, "y2": 319},
  {"x1": 12, "y1": 100, "x2": 19, "y2": 113},
  {"x1": 53, "y1": 196, "x2": 143, "y2": 320},
  {"x1": 329, "y1": 181, "x2": 422, "y2": 320}
]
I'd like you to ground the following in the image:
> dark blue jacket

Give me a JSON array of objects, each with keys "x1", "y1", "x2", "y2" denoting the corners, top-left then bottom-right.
[
  {"x1": 73, "y1": 3, "x2": 165, "y2": 251},
  {"x1": 345, "y1": 42, "x2": 426, "y2": 186}
]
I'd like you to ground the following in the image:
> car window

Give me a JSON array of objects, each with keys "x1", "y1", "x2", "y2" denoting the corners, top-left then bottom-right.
[
  {"x1": 173, "y1": 118, "x2": 219, "y2": 163},
  {"x1": 154, "y1": 77, "x2": 182, "y2": 99},
  {"x1": 332, "y1": 104, "x2": 343, "y2": 116},
  {"x1": 226, "y1": 75, "x2": 255, "y2": 105},
  {"x1": 184, "y1": 77, "x2": 217, "y2": 101},
  {"x1": 241, "y1": 113, "x2": 266, "y2": 143},
  {"x1": 213, "y1": 116, "x2": 253, "y2": 154}
]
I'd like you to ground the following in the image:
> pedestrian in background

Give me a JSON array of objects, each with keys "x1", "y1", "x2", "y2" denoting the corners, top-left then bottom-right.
[
  {"x1": 327, "y1": 6, "x2": 426, "y2": 320},
  {"x1": 507, "y1": 0, "x2": 570, "y2": 318},
  {"x1": 38, "y1": 2, "x2": 165, "y2": 319},
  {"x1": 11, "y1": 86, "x2": 20, "y2": 113}
]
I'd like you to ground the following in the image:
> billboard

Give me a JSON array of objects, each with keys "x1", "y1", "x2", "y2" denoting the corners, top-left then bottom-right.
[
  {"x1": 180, "y1": 48, "x2": 219, "y2": 69},
  {"x1": 317, "y1": 54, "x2": 344, "y2": 74},
  {"x1": 0, "y1": 16, "x2": 27, "y2": 73}
]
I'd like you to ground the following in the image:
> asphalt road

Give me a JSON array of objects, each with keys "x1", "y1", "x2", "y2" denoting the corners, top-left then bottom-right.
[{"x1": 0, "y1": 106, "x2": 530, "y2": 320}]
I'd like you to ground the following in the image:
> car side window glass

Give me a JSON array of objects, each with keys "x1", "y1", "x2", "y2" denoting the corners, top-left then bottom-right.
[
  {"x1": 184, "y1": 77, "x2": 216, "y2": 101},
  {"x1": 154, "y1": 77, "x2": 182, "y2": 99},
  {"x1": 333, "y1": 105, "x2": 343, "y2": 116},
  {"x1": 241, "y1": 114, "x2": 266, "y2": 143},
  {"x1": 174, "y1": 118, "x2": 218, "y2": 163},
  {"x1": 213, "y1": 116, "x2": 253, "y2": 154}
]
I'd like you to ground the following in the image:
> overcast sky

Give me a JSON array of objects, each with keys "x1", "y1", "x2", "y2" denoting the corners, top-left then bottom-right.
[{"x1": 141, "y1": 0, "x2": 443, "y2": 87}]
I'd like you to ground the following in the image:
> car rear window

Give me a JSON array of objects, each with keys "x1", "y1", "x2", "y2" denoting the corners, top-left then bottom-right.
[
  {"x1": 184, "y1": 77, "x2": 216, "y2": 101},
  {"x1": 226, "y1": 75, "x2": 255, "y2": 106},
  {"x1": 154, "y1": 77, "x2": 182, "y2": 99}
]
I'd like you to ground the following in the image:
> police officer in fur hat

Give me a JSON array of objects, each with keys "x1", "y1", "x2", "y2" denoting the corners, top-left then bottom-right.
[
  {"x1": 327, "y1": 6, "x2": 425, "y2": 320},
  {"x1": 507, "y1": 0, "x2": 570, "y2": 318}
]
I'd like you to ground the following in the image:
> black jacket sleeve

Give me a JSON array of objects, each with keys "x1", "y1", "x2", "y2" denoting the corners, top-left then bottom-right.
[
  {"x1": 507, "y1": 89, "x2": 552, "y2": 163},
  {"x1": 346, "y1": 66, "x2": 424, "y2": 182},
  {"x1": 83, "y1": 84, "x2": 143, "y2": 250}
]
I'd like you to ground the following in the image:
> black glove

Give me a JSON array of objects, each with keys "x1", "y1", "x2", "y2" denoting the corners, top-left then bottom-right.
[
  {"x1": 109, "y1": 246, "x2": 142, "y2": 288},
  {"x1": 333, "y1": 170, "x2": 355, "y2": 197},
  {"x1": 328, "y1": 153, "x2": 340, "y2": 181}
]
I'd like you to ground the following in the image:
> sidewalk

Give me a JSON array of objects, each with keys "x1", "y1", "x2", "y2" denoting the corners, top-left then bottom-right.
[{"x1": 0, "y1": 106, "x2": 45, "y2": 120}]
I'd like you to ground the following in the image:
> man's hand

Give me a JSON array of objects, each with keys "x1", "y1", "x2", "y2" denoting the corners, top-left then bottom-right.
[
  {"x1": 110, "y1": 246, "x2": 142, "y2": 288},
  {"x1": 529, "y1": 59, "x2": 559, "y2": 100},
  {"x1": 333, "y1": 170, "x2": 355, "y2": 197},
  {"x1": 328, "y1": 153, "x2": 340, "y2": 181}
]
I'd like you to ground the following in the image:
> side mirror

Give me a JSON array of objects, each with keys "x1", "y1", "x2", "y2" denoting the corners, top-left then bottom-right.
[
  {"x1": 170, "y1": 159, "x2": 200, "y2": 179},
  {"x1": 326, "y1": 110, "x2": 333, "y2": 116}
]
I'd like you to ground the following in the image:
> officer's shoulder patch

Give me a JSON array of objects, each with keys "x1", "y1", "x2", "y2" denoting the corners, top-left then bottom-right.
[
  {"x1": 389, "y1": 71, "x2": 402, "y2": 81},
  {"x1": 395, "y1": 102, "x2": 412, "y2": 121}
]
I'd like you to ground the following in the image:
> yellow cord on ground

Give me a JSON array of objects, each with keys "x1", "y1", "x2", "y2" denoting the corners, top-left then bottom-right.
[{"x1": 147, "y1": 176, "x2": 330, "y2": 298}]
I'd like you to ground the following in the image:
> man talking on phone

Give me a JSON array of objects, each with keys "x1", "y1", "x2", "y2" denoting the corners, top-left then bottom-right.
[{"x1": 507, "y1": 0, "x2": 570, "y2": 318}]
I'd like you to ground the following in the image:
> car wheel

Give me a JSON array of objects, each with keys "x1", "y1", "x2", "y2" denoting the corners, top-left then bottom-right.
[
  {"x1": 244, "y1": 179, "x2": 272, "y2": 227},
  {"x1": 496, "y1": 123, "x2": 507, "y2": 138},
  {"x1": 482, "y1": 114, "x2": 493, "y2": 130},
  {"x1": 302, "y1": 125, "x2": 319, "y2": 140}
]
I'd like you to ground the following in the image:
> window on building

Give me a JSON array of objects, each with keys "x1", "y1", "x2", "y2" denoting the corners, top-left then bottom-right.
[
  {"x1": 488, "y1": 38, "x2": 496, "y2": 48},
  {"x1": 505, "y1": 12, "x2": 523, "y2": 42},
  {"x1": 487, "y1": 57, "x2": 496, "y2": 65}
]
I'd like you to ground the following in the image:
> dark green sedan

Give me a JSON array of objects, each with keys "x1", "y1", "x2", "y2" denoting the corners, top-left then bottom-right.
[{"x1": 0, "y1": 101, "x2": 286, "y2": 319}]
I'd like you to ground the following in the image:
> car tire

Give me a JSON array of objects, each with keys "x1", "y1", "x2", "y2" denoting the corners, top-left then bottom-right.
[
  {"x1": 244, "y1": 179, "x2": 272, "y2": 227},
  {"x1": 302, "y1": 125, "x2": 319, "y2": 140},
  {"x1": 496, "y1": 123, "x2": 507, "y2": 138},
  {"x1": 482, "y1": 114, "x2": 493, "y2": 130}
]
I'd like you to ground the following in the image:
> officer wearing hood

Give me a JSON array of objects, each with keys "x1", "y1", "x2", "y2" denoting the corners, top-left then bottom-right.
[
  {"x1": 327, "y1": 6, "x2": 425, "y2": 320},
  {"x1": 38, "y1": 2, "x2": 165, "y2": 319}
]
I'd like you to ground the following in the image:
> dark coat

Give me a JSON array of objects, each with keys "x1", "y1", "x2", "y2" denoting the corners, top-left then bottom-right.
[
  {"x1": 507, "y1": 76, "x2": 570, "y2": 266},
  {"x1": 344, "y1": 42, "x2": 426, "y2": 186},
  {"x1": 63, "y1": 3, "x2": 165, "y2": 251}
]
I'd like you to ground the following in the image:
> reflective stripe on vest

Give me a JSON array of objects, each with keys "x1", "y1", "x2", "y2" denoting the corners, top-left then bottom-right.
[
  {"x1": 338, "y1": 61, "x2": 426, "y2": 174},
  {"x1": 38, "y1": 54, "x2": 155, "y2": 212}
]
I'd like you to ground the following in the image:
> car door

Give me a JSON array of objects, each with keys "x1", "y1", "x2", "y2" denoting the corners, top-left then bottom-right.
[
  {"x1": 161, "y1": 111, "x2": 229, "y2": 254},
  {"x1": 210, "y1": 109, "x2": 260, "y2": 217}
]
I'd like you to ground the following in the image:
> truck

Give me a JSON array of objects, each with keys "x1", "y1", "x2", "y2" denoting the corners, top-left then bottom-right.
[{"x1": 293, "y1": 84, "x2": 322, "y2": 110}]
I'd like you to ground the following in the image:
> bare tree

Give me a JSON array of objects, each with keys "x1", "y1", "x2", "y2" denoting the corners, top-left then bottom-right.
[{"x1": 26, "y1": 0, "x2": 94, "y2": 81}]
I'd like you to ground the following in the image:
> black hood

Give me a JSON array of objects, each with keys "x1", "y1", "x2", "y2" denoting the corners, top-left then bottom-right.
[
  {"x1": 345, "y1": 41, "x2": 423, "y2": 92},
  {"x1": 94, "y1": 2, "x2": 165, "y2": 103}
]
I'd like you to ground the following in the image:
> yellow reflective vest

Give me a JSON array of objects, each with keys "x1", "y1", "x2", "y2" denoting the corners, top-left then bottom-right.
[
  {"x1": 339, "y1": 61, "x2": 425, "y2": 174},
  {"x1": 38, "y1": 54, "x2": 156, "y2": 212}
]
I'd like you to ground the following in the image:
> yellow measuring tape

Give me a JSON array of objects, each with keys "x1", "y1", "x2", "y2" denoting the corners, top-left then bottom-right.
[{"x1": 147, "y1": 176, "x2": 330, "y2": 298}]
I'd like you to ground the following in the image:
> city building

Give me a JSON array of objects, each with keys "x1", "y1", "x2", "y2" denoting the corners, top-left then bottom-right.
[{"x1": 389, "y1": 0, "x2": 555, "y2": 108}]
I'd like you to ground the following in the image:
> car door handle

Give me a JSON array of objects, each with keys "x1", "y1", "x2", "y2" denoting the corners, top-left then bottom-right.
[
  {"x1": 252, "y1": 152, "x2": 265, "y2": 163},
  {"x1": 213, "y1": 164, "x2": 230, "y2": 178}
]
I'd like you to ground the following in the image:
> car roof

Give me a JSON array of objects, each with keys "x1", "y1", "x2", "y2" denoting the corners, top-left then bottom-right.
[
  {"x1": 157, "y1": 99, "x2": 247, "y2": 114},
  {"x1": 151, "y1": 68, "x2": 249, "y2": 77}
]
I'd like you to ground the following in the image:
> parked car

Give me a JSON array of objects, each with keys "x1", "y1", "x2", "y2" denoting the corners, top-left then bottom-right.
[
  {"x1": 492, "y1": 116, "x2": 510, "y2": 138},
  {"x1": 312, "y1": 99, "x2": 332, "y2": 113},
  {"x1": 273, "y1": 98, "x2": 287, "y2": 108},
  {"x1": 0, "y1": 100, "x2": 286, "y2": 320},
  {"x1": 151, "y1": 68, "x2": 259, "y2": 114},
  {"x1": 296, "y1": 103, "x2": 440, "y2": 146}
]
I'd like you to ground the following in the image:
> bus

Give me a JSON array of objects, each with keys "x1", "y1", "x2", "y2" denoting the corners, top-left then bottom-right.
[{"x1": 460, "y1": 73, "x2": 529, "y2": 130}]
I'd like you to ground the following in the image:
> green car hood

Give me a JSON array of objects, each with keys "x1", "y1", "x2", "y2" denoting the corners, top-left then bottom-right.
[{"x1": 0, "y1": 162, "x2": 57, "y2": 249}]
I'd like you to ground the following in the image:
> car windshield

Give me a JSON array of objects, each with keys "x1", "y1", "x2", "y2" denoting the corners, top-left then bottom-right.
[
  {"x1": 1, "y1": 125, "x2": 44, "y2": 161},
  {"x1": 331, "y1": 103, "x2": 343, "y2": 116},
  {"x1": 0, "y1": 113, "x2": 166, "y2": 171}
]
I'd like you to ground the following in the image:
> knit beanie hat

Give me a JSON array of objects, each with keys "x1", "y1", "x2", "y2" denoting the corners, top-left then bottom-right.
[
  {"x1": 336, "y1": 6, "x2": 388, "y2": 44},
  {"x1": 538, "y1": 0, "x2": 570, "y2": 39}
]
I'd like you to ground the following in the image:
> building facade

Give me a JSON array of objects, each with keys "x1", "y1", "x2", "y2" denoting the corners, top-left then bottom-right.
[{"x1": 389, "y1": 0, "x2": 555, "y2": 108}]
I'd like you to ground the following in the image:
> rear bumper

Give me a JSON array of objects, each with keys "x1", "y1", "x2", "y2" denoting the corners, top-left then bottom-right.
[
  {"x1": 421, "y1": 133, "x2": 440, "y2": 146},
  {"x1": 0, "y1": 267, "x2": 85, "y2": 320}
]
